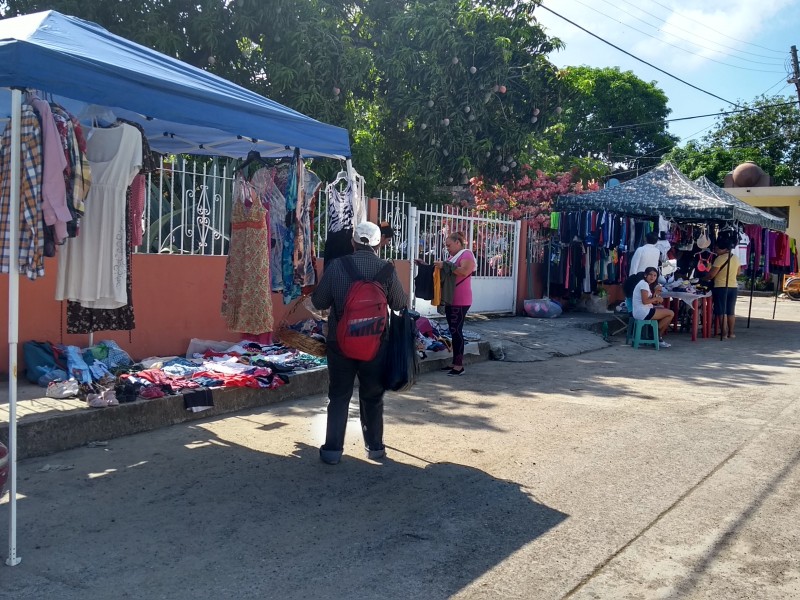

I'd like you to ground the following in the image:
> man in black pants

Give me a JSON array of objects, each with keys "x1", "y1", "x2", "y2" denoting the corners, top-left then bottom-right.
[{"x1": 311, "y1": 222, "x2": 407, "y2": 465}]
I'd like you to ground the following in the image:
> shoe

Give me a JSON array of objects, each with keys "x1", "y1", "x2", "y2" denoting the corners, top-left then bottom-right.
[
  {"x1": 319, "y1": 447, "x2": 341, "y2": 465},
  {"x1": 447, "y1": 368, "x2": 464, "y2": 376},
  {"x1": 87, "y1": 393, "x2": 106, "y2": 408},
  {"x1": 659, "y1": 340, "x2": 671, "y2": 348},
  {"x1": 366, "y1": 447, "x2": 386, "y2": 460},
  {"x1": 103, "y1": 389, "x2": 119, "y2": 406}
]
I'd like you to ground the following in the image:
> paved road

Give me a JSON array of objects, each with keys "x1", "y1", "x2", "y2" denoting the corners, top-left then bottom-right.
[{"x1": 1, "y1": 297, "x2": 798, "y2": 599}]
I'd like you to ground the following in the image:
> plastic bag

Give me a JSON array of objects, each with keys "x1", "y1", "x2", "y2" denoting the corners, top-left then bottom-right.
[
  {"x1": 523, "y1": 298, "x2": 562, "y2": 319},
  {"x1": 383, "y1": 309, "x2": 420, "y2": 392}
]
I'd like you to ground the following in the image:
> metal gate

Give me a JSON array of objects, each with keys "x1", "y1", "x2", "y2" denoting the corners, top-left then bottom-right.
[{"x1": 409, "y1": 204, "x2": 521, "y2": 316}]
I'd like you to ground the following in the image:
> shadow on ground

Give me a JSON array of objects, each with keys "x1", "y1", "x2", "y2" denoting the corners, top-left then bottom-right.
[{"x1": 0, "y1": 431, "x2": 567, "y2": 600}]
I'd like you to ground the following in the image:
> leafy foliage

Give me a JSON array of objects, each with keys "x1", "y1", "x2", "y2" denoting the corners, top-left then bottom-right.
[
  {"x1": 546, "y1": 66, "x2": 678, "y2": 172},
  {"x1": 663, "y1": 95, "x2": 800, "y2": 185},
  {"x1": 2, "y1": 1, "x2": 673, "y2": 199},
  {"x1": 3, "y1": 0, "x2": 568, "y2": 197},
  {"x1": 467, "y1": 166, "x2": 599, "y2": 228}
]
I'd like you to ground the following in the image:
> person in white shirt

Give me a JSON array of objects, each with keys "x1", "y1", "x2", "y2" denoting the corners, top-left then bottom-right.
[
  {"x1": 631, "y1": 267, "x2": 674, "y2": 348},
  {"x1": 629, "y1": 232, "x2": 661, "y2": 274},
  {"x1": 655, "y1": 232, "x2": 672, "y2": 262}
]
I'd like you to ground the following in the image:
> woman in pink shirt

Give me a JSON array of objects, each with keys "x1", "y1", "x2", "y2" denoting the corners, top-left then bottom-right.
[{"x1": 434, "y1": 232, "x2": 476, "y2": 376}]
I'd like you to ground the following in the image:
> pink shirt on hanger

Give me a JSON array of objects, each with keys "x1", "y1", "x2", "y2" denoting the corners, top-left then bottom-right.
[{"x1": 31, "y1": 98, "x2": 71, "y2": 243}]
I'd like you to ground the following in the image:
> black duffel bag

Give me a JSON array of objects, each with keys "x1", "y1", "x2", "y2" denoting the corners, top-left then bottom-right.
[{"x1": 383, "y1": 308, "x2": 420, "y2": 392}]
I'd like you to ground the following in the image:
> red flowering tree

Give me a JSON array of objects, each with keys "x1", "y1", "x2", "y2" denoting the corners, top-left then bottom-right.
[{"x1": 467, "y1": 166, "x2": 599, "y2": 230}]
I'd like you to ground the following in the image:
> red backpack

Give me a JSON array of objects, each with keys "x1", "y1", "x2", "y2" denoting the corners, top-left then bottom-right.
[{"x1": 336, "y1": 256, "x2": 395, "y2": 361}]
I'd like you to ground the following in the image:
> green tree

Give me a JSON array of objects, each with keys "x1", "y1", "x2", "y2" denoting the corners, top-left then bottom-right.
[
  {"x1": 663, "y1": 95, "x2": 800, "y2": 185},
  {"x1": 548, "y1": 66, "x2": 678, "y2": 172},
  {"x1": 0, "y1": 1, "x2": 570, "y2": 198}
]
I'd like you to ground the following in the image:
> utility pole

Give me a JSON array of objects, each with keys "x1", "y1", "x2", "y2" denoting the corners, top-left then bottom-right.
[{"x1": 789, "y1": 45, "x2": 800, "y2": 107}]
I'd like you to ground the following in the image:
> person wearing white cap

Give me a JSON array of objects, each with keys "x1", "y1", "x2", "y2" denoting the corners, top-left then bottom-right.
[{"x1": 311, "y1": 221, "x2": 407, "y2": 465}]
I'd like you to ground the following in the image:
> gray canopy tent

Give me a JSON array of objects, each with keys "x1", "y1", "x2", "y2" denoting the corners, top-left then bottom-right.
[
  {"x1": 0, "y1": 10, "x2": 352, "y2": 566},
  {"x1": 555, "y1": 162, "x2": 786, "y2": 230},
  {"x1": 554, "y1": 162, "x2": 789, "y2": 335}
]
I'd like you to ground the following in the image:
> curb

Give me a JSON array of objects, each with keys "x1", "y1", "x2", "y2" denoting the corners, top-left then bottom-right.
[{"x1": 1, "y1": 342, "x2": 490, "y2": 460}]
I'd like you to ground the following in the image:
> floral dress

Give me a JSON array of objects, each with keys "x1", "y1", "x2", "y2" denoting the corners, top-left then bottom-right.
[{"x1": 221, "y1": 174, "x2": 273, "y2": 333}]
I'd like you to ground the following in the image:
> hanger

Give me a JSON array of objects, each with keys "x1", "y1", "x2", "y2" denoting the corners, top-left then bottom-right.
[{"x1": 234, "y1": 149, "x2": 269, "y2": 173}]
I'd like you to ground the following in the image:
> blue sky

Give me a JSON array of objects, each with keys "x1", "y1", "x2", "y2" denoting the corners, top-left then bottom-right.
[{"x1": 535, "y1": 0, "x2": 800, "y2": 145}]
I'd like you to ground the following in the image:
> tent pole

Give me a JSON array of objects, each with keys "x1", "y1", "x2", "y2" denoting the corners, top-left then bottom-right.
[
  {"x1": 772, "y1": 273, "x2": 779, "y2": 319},
  {"x1": 6, "y1": 88, "x2": 23, "y2": 567},
  {"x1": 746, "y1": 244, "x2": 755, "y2": 329}
]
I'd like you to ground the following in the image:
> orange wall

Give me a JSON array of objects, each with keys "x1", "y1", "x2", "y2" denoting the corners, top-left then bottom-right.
[{"x1": 1, "y1": 254, "x2": 413, "y2": 369}]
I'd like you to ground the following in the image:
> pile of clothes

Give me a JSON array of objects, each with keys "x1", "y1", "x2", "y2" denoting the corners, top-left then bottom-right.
[{"x1": 28, "y1": 339, "x2": 327, "y2": 412}]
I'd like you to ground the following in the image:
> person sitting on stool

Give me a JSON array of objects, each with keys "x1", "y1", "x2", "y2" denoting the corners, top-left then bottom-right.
[{"x1": 632, "y1": 266, "x2": 674, "y2": 348}]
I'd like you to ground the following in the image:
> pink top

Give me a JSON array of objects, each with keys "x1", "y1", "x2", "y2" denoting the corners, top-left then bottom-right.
[
  {"x1": 32, "y1": 98, "x2": 70, "y2": 242},
  {"x1": 450, "y1": 249, "x2": 475, "y2": 306},
  {"x1": 129, "y1": 173, "x2": 146, "y2": 247}
]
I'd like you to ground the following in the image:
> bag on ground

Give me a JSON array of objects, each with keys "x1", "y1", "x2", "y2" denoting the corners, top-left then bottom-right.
[
  {"x1": 384, "y1": 309, "x2": 420, "y2": 392},
  {"x1": 336, "y1": 256, "x2": 394, "y2": 361},
  {"x1": 23, "y1": 341, "x2": 66, "y2": 385}
]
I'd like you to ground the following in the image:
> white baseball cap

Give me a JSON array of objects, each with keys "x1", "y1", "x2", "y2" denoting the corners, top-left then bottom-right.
[{"x1": 353, "y1": 221, "x2": 381, "y2": 247}]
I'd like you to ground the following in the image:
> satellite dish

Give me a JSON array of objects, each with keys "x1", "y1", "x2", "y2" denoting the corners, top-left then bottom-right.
[{"x1": 605, "y1": 178, "x2": 620, "y2": 188}]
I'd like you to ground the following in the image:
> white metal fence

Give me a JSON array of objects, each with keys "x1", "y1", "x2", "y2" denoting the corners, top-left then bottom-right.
[
  {"x1": 409, "y1": 204, "x2": 520, "y2": 315},
  {"x1": 376, "y1": 190, "x2": 411, "y2": 260},
  {"x1": 136, "y1": 158, "x2": 520, "y2": 316},
  {"x1": 138, "y1": 156, "x2": 234, "y2": 255}
]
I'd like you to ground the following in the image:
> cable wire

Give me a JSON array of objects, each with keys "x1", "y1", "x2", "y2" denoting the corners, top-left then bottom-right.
[
  {"x1": 611, "y1": 0, "x2": 787, "y2": 61},
  {"x1": 564, "y1": 0, "x2": 785, "y2": 73},
  {"x1": 568, "y1": 101, "x2": 797, "y2": 134},
  {"x1": 643, "y1": 0, "x2": 786, "y2": 54},
  {"x1": 538, "y1": 4, "x2": 741, "y2": 107},
  {"x1": 758, "y1": 76, "x2": 792, "y2": 97}
]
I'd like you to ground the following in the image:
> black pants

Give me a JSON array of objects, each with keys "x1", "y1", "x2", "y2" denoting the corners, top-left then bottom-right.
[
  {"x1": 320, "y1": 343, "x2": 387, "y2": 461},
  {"x1": 445, "y1": 305, "x2": 470, "y2": 367}
]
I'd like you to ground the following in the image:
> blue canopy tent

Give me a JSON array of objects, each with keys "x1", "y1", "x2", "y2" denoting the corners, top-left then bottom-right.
[
  {"x1": 0, "y1": 10, "x2": 351, "y2": 159},
  {"x1": 0, "y1": 10, "x2": 352, "y2": 566}
]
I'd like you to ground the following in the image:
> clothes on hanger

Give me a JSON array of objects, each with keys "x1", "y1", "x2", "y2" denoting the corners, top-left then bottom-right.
[
  {"x1": 221, "y1": 171, "x2": 274, "y2": 334},
  {"x1": 56, "y1": 122, "x2": 142, "y2": 308},
  {"x1": 0, "y1": 104, "x2": 44, "y2": 280}
]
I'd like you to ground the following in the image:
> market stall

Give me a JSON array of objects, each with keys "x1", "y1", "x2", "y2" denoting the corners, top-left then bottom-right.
[
  {"x1": 0, "y1": 10, "x2": 352, "y2": 566},
  {"x1": 551, "y1": 162, "x2": 794, "y2": 335}
]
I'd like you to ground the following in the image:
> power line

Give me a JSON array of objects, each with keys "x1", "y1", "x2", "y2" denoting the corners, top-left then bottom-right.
[
  {"x1": 538, "y1": 4, "x2": 740, "y2": 107},
  {"x1": 758, "y1": 76, "x2": 792, "y2": 97},
  {"x1": 611, "y1": 0, "x2": 786, "y2": 62},
  {"x1": 643, "y1": 0, "x2": 785, "y2": 54},
  {"x1": 570, "y1": 101, "x2": 797, "y2": 134},
  {"x1": 563, "y1": 0, "x2": 785, "y2": 73}
]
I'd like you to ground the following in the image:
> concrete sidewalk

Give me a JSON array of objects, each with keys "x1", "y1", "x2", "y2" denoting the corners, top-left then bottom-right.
[
  {"x1": 0, "y1": 311, "x2": 610, "y2": 459},
  {"x1": 0, "y1": 296, "x2": 797, "y2": 599}
]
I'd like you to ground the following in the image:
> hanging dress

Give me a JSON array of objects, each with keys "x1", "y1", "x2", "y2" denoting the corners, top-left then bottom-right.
[
  {"x1": 221, "y1": 174, "x2": 273, "y2": 334},
  {"x1": 56, "y1": 123, "x2": 141, "y2": 308}
]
